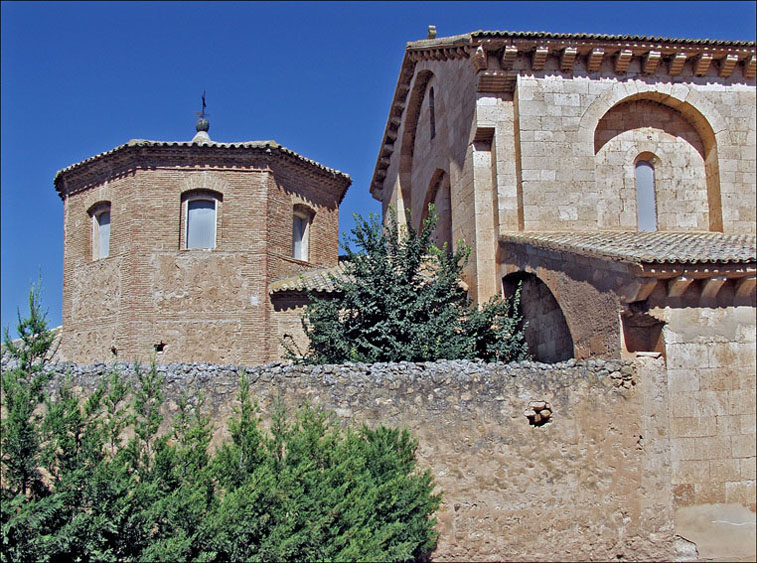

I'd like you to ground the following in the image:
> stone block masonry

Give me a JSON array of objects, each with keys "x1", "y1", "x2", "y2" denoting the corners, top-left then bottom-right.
[{"x1": 31, "y1": 357, "x2": 689, "y2": 561}]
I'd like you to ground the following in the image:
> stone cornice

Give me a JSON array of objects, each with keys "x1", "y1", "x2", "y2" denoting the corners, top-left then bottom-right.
[
  {"x1": 370, "y1": 30, "x2": 756, "y2": 199},
  {"x1": 55, "y1": 140, "x2": 352, "y2": 202}
]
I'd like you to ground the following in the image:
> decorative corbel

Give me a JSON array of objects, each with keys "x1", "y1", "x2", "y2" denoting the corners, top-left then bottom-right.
[
  {"x1": 615, "y1": 49, "x2": 633, "y2": 74},
  {"x1": 667, "y1": 276, "x2": 694, "y2": 298},
  {"x1": 735, "y1": 276, "x2": 756, "y2": 298},
  {"x1": 719, "y1": 53, "x2": 740, "y2": 77},
  {"x1": 532, "y1": 46, "x2": 549, "y2": 71},
  {"x1": 700, "y1": 276, "x2": 727, "y2": 299},
  {"x1": 561, "y1": 46, "x2": 578, "y2": 72},
  {"x1": 643, "y1": 50, "x2": 661, "y2": 74},
  {"x1": 694, "y1": 53, "x2": 713, "y2": 76},
  {"x1": 587, "y1": 47, "x2": 604, "y2": 72},
  {"x1": 669, "y1": 52, "x2": 688, "y2": 75},
  {"x1": 744, "y1": 55, "x2": 756, "y2": 79},
  {"x1": 501, "y1": 45, "x2": 518, "y2": 70},
  {"x1": 472, "y1": 45, "x2": 487, "y2": 72}
]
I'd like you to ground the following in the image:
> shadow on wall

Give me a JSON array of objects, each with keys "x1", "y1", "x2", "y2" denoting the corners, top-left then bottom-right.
[{"x1": 503, "y1": 272, "x2": 574, "y2": 363}]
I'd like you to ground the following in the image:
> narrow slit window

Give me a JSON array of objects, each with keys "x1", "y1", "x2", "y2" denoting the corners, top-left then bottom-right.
[
  {"x1": 429, "y1": 87, "x2": 436, "y2": 140},
  {"x1": 635, "y1": 160, "x2": 657, "y2": 232},
  {"x1": 187, "y1": 198, "x2": 216, "y2": 249}
]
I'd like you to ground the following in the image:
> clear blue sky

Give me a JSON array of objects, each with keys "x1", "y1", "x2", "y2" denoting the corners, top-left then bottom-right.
[{"x1": 2, "y1": 1, "x2": 755, "y2": 335}]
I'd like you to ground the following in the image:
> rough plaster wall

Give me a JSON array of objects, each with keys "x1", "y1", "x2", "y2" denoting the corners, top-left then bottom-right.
[
  {"x1": 511, "y1": 274, "x2": 574, "y2": 363},
  {"x1": 500, "y1": 245, "x2": 627, "y2": 360},
  {"x1": 38, "y1": 359, "x2": 678, "y2": 562},
  {"x1": 594, "y1": 100, "x2": 710, "y2": 231}
]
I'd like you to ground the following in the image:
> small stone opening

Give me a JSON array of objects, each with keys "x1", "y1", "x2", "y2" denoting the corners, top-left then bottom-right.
[
  {"x1": 621, "y1": 311, "x2": 665, "y2": 356},
  {"x1": 154, "y1": 341, "x2": 166, "y2": 353}
]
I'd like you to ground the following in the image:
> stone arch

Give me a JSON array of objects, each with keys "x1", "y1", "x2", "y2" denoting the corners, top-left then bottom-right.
[
  {"x1": 398, "y1": 69, "x2": 435, "y2": 226},
  {"x1": 583, "y1": 85, "x2": 725, "y2": 231},
  {"x1": 420, "y1": 169, "x2": 452, "y2": 248},
  {"x1": 503, "y1": 272, "x2": 574, "y2": 363}
]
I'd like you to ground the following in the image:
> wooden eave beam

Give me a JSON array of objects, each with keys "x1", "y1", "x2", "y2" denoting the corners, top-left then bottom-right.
[
  {"x1": 667, "y1": 276, "x2": 694, "y2": 298},
  {"x1": 735, "y1": 276, "x2": 756, "y2": 298},
  {"x1": 700, "y1": 276, "x2": 727, "y2": 299}
]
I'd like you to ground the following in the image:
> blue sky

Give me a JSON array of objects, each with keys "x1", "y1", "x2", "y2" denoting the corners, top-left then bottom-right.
[{"x1": 2, "y1": 1, "x2": 755, "y2": 335}]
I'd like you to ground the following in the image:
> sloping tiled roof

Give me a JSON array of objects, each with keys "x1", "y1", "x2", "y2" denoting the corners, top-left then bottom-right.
[
  {"x1": 499, "y1": 231, "x2": 757, "y2": 265},
  {"x1": 409, "y1": 30, "x2": 756, "y2": 49},
  {"x1": 54, "y1": 139, "x2": 351, "y2": 184},
  {"x1": 269, "y1": 263, "x2": 348, "y2": 295}
]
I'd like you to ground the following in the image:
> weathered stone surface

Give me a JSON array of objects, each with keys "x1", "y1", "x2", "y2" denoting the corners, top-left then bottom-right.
[{"x1": 6, "y1": 356, "x2": 688, "y2": 561}]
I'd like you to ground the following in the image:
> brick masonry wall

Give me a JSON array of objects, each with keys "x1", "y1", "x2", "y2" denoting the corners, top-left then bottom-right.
[
  {"x1": 59, "y1": 149, "x2": 344, "y2": 365},
  {"x1": 25, "y1": 357, "x2": 682, "y2": 562}
]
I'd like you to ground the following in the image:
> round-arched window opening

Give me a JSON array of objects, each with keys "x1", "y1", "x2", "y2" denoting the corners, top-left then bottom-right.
[{"x1": 635, "y1": 159, "x2": 658, "y2": 232}]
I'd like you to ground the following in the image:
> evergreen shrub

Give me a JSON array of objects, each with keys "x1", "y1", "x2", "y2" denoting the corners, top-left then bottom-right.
[
  {"x1": 1, "y1": 286, "x2": 441, "y2": 562},
  {"x1": 290, "y1": 209, "x2": 529, "y2": 364}
]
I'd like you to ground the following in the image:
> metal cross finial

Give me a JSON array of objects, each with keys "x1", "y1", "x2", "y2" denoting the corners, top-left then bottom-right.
[{"x1": 195, "y1": 90, "x2": 209, "y2": 119}]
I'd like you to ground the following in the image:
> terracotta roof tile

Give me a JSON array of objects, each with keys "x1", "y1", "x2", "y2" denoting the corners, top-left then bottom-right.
[
  {"x1": 408, "y1": 30, "x2": 756, "y2": 49},
  {"x1": 54, "y1": 138, "x2": 350, "y2": 183},
  {"x1": 499, "y1": 231, "x2": 757, "y2": 265},
  {"x1": 269, "y1": 263, "x2": 348, "y2": 295}
]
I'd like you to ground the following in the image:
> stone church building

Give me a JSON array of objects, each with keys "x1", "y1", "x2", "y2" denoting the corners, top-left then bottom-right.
[
  {"x1": 369, "y1": 29, "x2": 756, "y2": 553},
  {"x1": 54, "y1": 27, "x2": 755, "y2": 552}
]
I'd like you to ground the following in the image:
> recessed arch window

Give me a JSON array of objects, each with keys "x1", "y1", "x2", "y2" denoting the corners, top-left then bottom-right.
[
  {"x1": 88, "y1": 201, "x2": 111, "y2": 260},
  {"x1": 182, "y1": 190, "x2": 222, "y2": 250},
  {"x1": 635, "y1": 158, "x2": 657, "y2": 232},
  {"x1": 292, "y1": 205, "x2": 314, "y2": 261}
]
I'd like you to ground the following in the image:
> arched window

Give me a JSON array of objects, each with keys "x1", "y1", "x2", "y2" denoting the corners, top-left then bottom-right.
[
  {"x1": 635, "y1": 160, "x2": 657, "y2": 232},
  {"x1": 182, "y1": 190, "x2": 222, "y2": 250},
  {"x1": 88, "y1": 201, "x2": 111, "y2": 260},
  {"x1": 429, "y1": 87, "x2": 436, "y2": 140},
  {"x1": 292, "y1": 205, "x2": 314, "y2": 261}
]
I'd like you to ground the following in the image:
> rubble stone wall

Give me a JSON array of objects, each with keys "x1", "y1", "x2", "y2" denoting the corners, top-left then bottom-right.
[{"x1": 34, "y1": 357, "x2": 681, "y2": 562}]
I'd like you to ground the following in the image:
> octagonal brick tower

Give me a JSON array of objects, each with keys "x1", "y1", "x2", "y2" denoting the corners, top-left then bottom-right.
[{"x1": 54, "y1": 122, "x2": 351, "y2": 364}]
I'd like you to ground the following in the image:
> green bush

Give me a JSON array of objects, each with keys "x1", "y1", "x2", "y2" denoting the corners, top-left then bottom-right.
[
  {"x1": 291, "y1": 208, "x2": 529, "y2": 364},
  {"x1": 1, "y1": 286, "x2": 441, "y2": 562}
]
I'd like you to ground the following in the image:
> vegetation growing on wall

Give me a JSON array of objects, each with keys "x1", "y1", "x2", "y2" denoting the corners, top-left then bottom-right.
[
  {"x1": 291, "y1": 209, "x2": 529, "y2": 364},
  {"x1": 1, "y1": 287, "x2": 441, "y2": 562}
]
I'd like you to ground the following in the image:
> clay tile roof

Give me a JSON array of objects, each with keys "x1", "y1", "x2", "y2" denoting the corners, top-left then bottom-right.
[
  {"x1": 269, "y1": 263, "x2": 348, "y2": 295},
  {"x1": 407, "y1": 29, "x2": 756, "y2": 49},
  {"x1": 54, "y1": 138, "x2": 351, "y2": 184},
  {"x1": 499, "y1": 231, "x2": 757, "y2": 265}
]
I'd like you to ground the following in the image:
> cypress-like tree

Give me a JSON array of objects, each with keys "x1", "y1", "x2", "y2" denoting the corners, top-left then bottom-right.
[{"x1": 292, "y1": 209, "x2": 529, "y2": 364}]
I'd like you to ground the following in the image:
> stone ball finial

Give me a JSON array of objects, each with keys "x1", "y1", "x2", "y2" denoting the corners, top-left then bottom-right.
[
  {"x1": 427, "y1": 25, "x2": 437, "y2": 39},
  {"x1": 196, "y1": 117, "x2": 210, "y2": 132}
]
